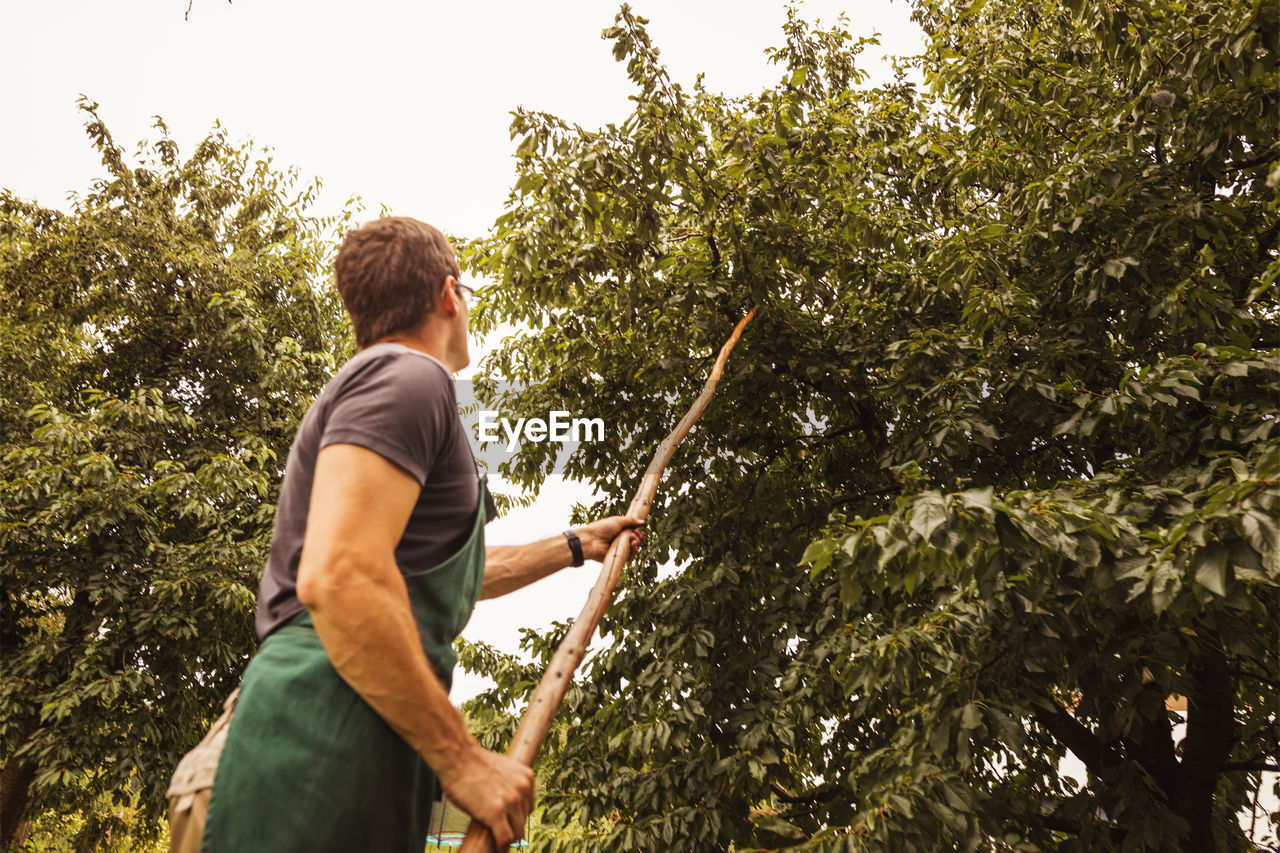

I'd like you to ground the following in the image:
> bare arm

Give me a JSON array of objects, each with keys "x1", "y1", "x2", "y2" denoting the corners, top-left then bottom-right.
[
  {"x1": 480, "y1": 516, "x2": 645, "y2": 600},
  {"x1": 295, "y1": 443, "x2": 533, "y2": 847}
]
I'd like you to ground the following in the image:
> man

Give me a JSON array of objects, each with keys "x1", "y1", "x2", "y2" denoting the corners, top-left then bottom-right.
[{"x1": 170, "y1": 217, "x2": 643, "y2": 851}]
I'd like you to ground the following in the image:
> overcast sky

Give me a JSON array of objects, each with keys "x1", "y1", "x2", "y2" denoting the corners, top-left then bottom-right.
[{"x1": 1, "y1": 0, "x2": 925, "y2": 702}]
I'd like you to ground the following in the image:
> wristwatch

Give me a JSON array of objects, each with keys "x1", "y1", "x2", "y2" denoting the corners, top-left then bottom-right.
[{"x1": 563, "y1": 529, "x2": 584, "y2": 567}]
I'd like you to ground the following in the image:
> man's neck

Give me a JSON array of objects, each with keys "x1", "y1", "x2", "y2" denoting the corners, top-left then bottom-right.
[{"x1": 373, "y1": 324, "x2": 456, "y2": 371}]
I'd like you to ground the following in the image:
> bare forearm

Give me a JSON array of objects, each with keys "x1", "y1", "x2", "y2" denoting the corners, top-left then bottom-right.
[
  {"x1": 480, "y1": 535, "x2": 575, "y2": 600},
  {"x1": 300, "y1": 560, "x2": 476, "y2": 772},
  {"x1": 480, "y1": 516, "x2": 645, "y2": 600}
]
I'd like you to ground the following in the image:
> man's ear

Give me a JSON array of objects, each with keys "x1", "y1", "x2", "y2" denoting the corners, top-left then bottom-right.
[{"x1": 439, "y1": 275, "x2": 459, "y2": 315}]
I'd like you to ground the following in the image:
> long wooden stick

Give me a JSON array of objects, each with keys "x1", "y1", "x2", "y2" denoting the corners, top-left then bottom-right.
[{"x1": 458, "y1": 308, "x2": 757, "y2": 852}]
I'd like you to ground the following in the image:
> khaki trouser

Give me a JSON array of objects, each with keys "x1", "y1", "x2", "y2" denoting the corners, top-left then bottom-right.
[
  {"x1": 166, "y1": 689, "x2": 238, "y2": 853},
  {"x1": 168, "y1": 788, "x2": 211, "y2": 853}
]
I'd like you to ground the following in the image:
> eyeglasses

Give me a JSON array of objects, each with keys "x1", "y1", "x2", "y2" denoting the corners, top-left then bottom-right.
[{"x1": 453, "y1": 279, "x2": 475, "y2": 310}]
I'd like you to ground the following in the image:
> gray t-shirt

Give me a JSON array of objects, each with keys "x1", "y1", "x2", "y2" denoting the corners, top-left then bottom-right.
[{"x1": 255, "y1": 343, "x2": 481, "y2": 640}]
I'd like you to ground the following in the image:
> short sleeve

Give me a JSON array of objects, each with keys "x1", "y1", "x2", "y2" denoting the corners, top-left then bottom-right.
[{"x1": 318, "y1": 352, "x2": 456, "y2": 486}]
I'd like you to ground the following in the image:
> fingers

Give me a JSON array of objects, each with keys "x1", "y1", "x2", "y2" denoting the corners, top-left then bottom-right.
[
  {"x1": 483, "y1": 766, "x2": 533, "y2": 847},
  {"x1": 504, "y1": 780, "x2": 534, "y2": 846},
  {"x1": 575, "y1": 516, "x2": 646, "y2": 562},
  {"x1": 443, "y1": 748, "x2": 535, "y2": 849},
  {"x1": 628, "y1": 527, "x2": 645, "y2": 557},
  {"x1": 489, "y1": 815, "x2": 515, "y2": 848},
  {"x1": 619, "y1": 516, "x2": 644, "y2": 555},
  {"x1": 523, "y1": 767, "x2": 536, "y2": 815},
  {"x1": 491, "y1": 766, "x2": 532, "y2": 845}
]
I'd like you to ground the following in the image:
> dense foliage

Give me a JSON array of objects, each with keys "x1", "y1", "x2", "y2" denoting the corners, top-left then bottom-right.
[
  {"x1": 461, "y1": 1, "x2": 1279, "y2": 850},
  {"x1": 0, "y1": 102, "x2": 351, "y2": 847}
]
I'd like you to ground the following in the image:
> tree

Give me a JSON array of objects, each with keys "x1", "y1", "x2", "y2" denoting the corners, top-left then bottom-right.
[
  {"x1": 0, "y1": 101, "x2": 352, "y2": 848},
  {"x1": 460, "y1": 1, "x2": 1279, "y2": 850}
]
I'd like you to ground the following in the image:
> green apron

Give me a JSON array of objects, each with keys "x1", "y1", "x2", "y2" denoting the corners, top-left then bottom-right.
[{"x1": 202, "y1": 475, "x2": 494, "y2": 852}]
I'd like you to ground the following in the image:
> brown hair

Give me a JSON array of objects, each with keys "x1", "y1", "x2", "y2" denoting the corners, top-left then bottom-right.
[{"x1": 333, "y1": 217, "x2": 460, "y2": 349}]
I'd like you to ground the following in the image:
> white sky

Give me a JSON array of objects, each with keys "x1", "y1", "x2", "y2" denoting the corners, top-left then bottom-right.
[{"x1": 2, "y1": 0, "x2": 924, "y2": 702}]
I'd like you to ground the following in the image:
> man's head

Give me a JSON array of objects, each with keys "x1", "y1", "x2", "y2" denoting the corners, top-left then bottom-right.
[{"x1": 333, "y1": 217, "x2": 464, "y2": 352}]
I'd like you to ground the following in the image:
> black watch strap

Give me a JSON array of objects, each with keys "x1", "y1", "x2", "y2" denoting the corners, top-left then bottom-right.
[{"x1": 563, "y1": 529, "x2": 584, "y2": 567}]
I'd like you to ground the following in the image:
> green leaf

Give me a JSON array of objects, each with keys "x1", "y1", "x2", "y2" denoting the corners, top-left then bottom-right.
[
  {"x1": 755, "y1": 815, "x2": 806, "y2": 841},
  {"x1": 1242, "y1": 511, "x2": 1278, "y2": 560},
  {"x1": 890, "y1": 794, "x2": 915, "y2": 819},
  {"x1": 958, "y1": 487, "x2": 994, "y2": 514},
  {"x1": 802, "y1": 538, "x2": 836, "y2": 577},
  {"x1": 910, "y1": 492, "x2": 950, "y2": 541},
  {"x1": 1193, "y1": 545, "x2": 1228, "y2": 596},
  {"x1": 960, "y1": 703, "x2": 982, "y2": 732}
]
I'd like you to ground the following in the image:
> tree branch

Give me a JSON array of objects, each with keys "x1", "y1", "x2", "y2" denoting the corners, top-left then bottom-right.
[
  {"x1": 1033, "y1": 704, "x2": 1121, "y2": 778},
  {"x1": 1033, "y1": 814, "x2": 1082, "y2": 835},
  {"x1": 1255, "y1": 219, "x2": 1280, "y2": 268},
  {"x1": 849, "y1": 371, "x2": 887, "y2": 454},
  {"x1": 774, "y1": 423, "x2": 860, "y2": 447},
  {"x1": 1219, "y1": 761, "x2": 1279, "y2": 773},
  {"x1": 829, "y1": 484, "x2": 901, "y2": 509},
  {"x1": 184, "y1": 0, "x2": 232, "y2": 21},
  {"x1": 771, "y1": 781, "x2": 839, "y2": 805},
  {"x1": 1227, "y1": 146, "x2": 1280, "y2": 172}
]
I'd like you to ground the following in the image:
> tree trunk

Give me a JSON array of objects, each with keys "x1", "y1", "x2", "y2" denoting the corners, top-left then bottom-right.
[
  {"x1": 0, "y1": 749, "x2": 37, "y2": 850},
  {"x1": 1173, "y1": 646, "x2": 1234, "y2": 853}
]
